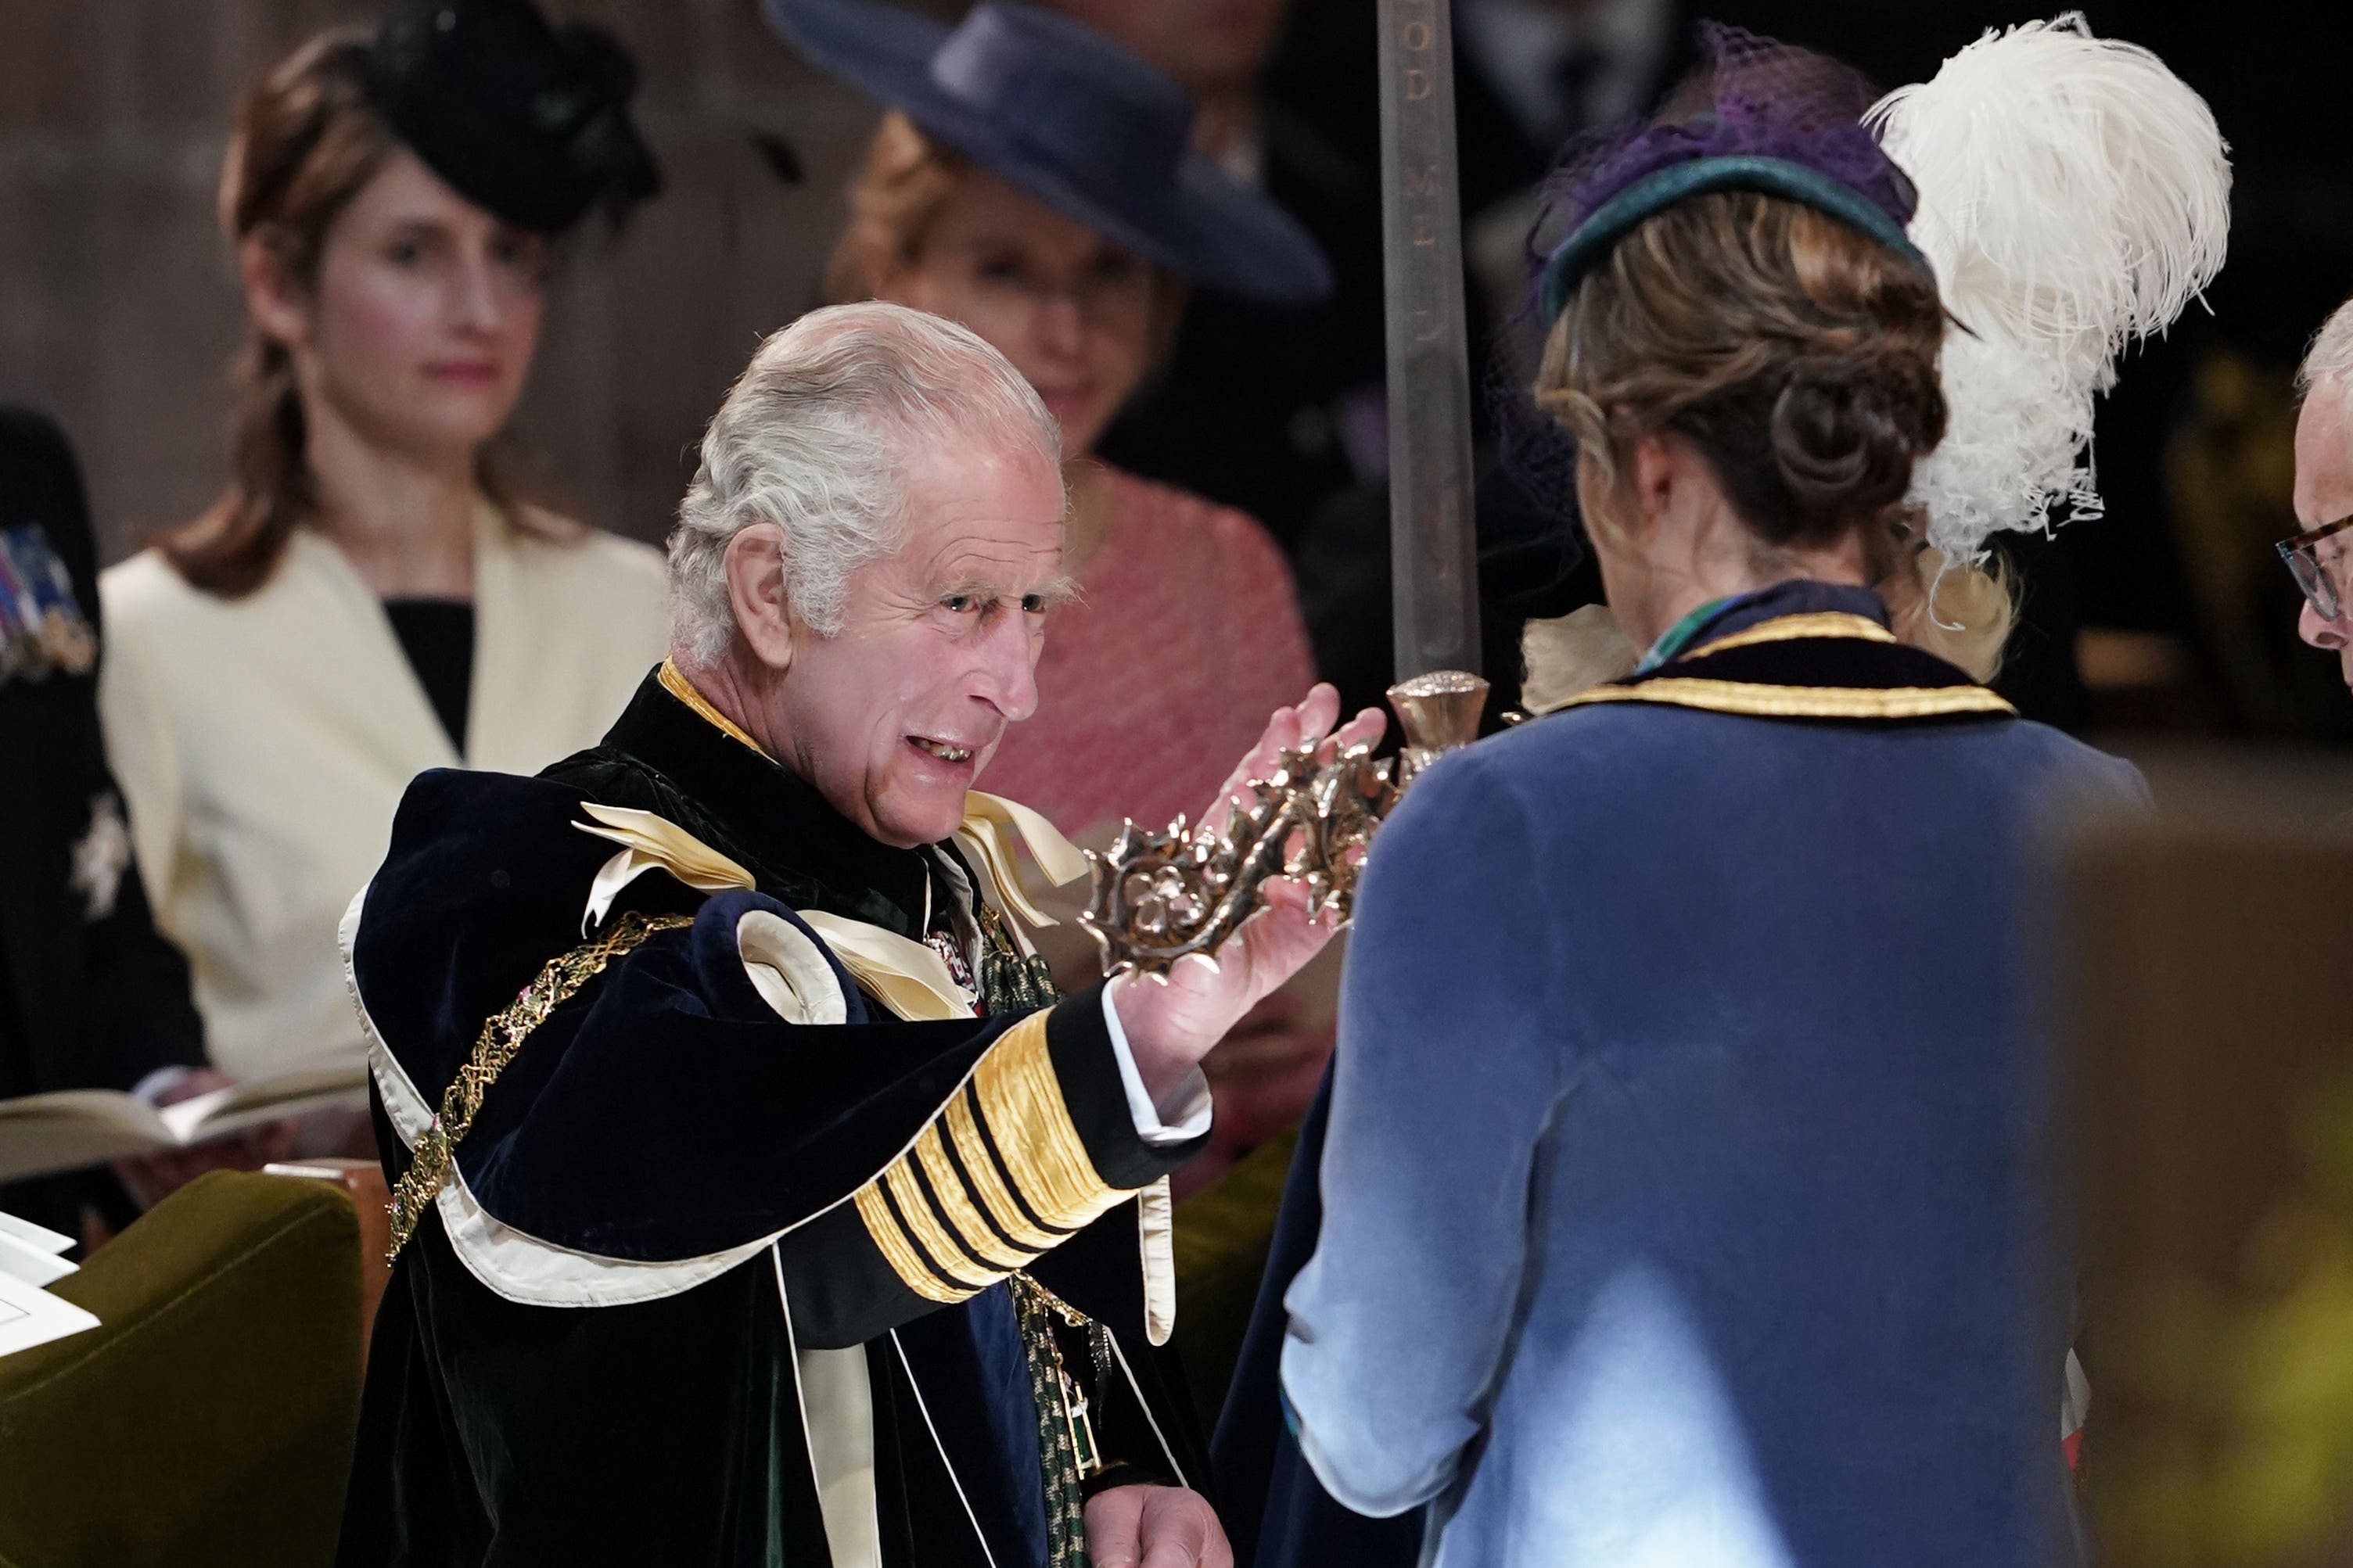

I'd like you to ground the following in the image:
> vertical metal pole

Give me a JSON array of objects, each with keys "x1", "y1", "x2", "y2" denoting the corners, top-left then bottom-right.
[{"x1": 1376, "y1": 0, "x2": 1482, "y2": 681}]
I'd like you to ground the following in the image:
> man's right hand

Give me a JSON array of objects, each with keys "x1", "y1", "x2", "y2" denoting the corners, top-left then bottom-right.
[
  {"x1": 1111, "y1": 684, "x2": 1384, "y2": 1105},
  {"x1": 1083, "y1": 1483, "x2": 1234, "y2": 1568}
]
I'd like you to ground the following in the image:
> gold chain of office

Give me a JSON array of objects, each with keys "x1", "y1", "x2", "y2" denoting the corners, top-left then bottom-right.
[{"x1": 384, "y1": 910, "x2": 694, "y2": 1261}]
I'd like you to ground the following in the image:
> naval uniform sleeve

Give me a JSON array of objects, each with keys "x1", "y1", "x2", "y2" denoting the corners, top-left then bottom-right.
[
  {"x1": 396, "y1": 888, "x2": 1210, "y2": 1348},
  {"x1": 779, "y1": 974, "x2": 1201, "y2": 1347}
]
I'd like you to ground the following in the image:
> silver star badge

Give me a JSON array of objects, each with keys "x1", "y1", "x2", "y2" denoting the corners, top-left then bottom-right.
[{"x1": 70, "y1": 791, "x2": 130, "y2": 922}]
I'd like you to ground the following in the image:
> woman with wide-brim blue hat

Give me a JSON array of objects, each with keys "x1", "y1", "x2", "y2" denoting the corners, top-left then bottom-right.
[{"x1": 768, "y1": 0, "x2": 1349, "y2": 1189}]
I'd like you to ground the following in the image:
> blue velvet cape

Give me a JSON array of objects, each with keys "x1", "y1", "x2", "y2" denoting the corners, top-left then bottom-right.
[
  {"x1": 336, "y1": 670, "x2": 1210, "y2": 1567},
  {"x1": 1221, "y1": 583, "x2": 2141, "y2": 1568}
]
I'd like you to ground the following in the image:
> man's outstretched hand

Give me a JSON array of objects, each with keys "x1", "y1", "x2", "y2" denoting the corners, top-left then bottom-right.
[
  {"x1": 1084, "y1": 1484, "x2": 1234, "y2": 1568},
  {"x1": 1110, "y1": 683, "x2": 1384, "y2": 1107}
]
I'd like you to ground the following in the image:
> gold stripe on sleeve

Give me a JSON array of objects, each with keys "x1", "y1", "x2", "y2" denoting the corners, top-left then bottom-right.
[
  {"x1": 968, "y1": 1011, "x2": 1131, "y2": 1233},
  {"x1": 853, "y1": 1181, "x2": 975, "y2": 1304},
  {"x1": 945, "y1": 1092, "x2": 1067, "y2": 1251},
  {"x1": 881, "y1": 1159, "x2": 1003, "y2": 1290},
  {"x1": 912, "y1": 1123, "x2": 1032, "y2": 1270}
]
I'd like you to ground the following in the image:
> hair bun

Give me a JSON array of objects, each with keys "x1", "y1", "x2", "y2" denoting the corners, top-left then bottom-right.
[{"x1": 1768, "y1": 351, "x2": 1944, "y2": 526}]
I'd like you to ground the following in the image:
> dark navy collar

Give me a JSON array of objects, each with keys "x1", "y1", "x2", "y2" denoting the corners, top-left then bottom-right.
[
  {"x1": 1679, "y1": 579, "x2": 1891, "y2": 651},
  {"x1": 566, "y1": 669, "x2": 934, "y2": 935},
  {"x1": 1553, "y1": 580, "x2": 2014, "y2": 725}
]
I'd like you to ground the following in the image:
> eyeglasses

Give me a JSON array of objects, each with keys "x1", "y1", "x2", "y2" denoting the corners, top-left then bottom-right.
[{"x1": 2279, "y1": 515, "x2": 2353, "y2": 626}]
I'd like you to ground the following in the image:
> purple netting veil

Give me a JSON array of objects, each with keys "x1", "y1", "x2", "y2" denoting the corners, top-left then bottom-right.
[
  {"x1": 1527, "y1": 24, "x2": 1916, "y2": 308},
  {"x1": 1494, "y1": 13, "x2": 2229, "y2": 640},
  {"x1": 1493, "y1": 25, "x2": 1918, "y2": 555}
]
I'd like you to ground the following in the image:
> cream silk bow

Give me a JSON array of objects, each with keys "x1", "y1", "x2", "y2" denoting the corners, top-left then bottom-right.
[
  {"x1": 572, "y1": 794, "x2": 1087, "y2": 1024},
  {"x1": 954, "y1": 792, "x2": 1090, "y2": 931}
]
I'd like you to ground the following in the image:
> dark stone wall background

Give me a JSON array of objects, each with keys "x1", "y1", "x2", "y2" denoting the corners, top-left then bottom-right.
[{"x1": 0, "y1": 0, "x2": 938, "y2": 559}]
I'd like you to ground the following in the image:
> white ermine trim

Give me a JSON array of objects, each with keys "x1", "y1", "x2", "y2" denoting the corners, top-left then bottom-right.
[
  {"x1": 738, "y1": 910, "x2": 850, "y2": 1025},
  {"x1": 343, "y1": 883, "x2": 432, "y2": 1153},
  {"x1": 437, "y1": 1174, "x2": 778, "y2": 1307}
]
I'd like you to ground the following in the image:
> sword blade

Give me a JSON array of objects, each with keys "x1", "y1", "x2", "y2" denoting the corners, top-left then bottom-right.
[{"x1": 1376, "y1": 0, "x2": 1482, "y2": 680}]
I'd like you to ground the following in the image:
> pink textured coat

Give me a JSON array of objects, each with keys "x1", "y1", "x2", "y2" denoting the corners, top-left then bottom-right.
[{"x1": 983, "y1": 466, "x2": 1316, "y2": 845}]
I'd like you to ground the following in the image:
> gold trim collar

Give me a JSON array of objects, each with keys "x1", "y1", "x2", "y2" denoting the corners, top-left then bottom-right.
[
  {"x1": 1684, "y1": 611, "x2": 1895, "y2": 658},
  {"x1": 659, "y1": 659, "x2": 768, "y2": 757},
  {"x1": 1552, "y1": 609, "x2": 2017, "y2": 723},
  {"x1": 1553, "y1": 678, "x2": 2016, "y2": 721}
]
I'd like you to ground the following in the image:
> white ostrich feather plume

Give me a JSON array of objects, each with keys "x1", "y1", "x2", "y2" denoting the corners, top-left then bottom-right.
[{"x1": 1866, "y1": 13, "x2": 2230, "y2": 561}]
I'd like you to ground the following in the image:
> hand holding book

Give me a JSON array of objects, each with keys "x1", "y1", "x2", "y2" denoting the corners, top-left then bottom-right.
[
  {"x1": 111, "y1": 1068, "x2": 299, "y2": 1210},
  {"x1": 0, "y1": 1062, "x2": 365, "y2": 1186}
]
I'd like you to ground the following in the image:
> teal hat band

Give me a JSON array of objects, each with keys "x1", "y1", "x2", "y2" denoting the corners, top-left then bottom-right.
[{"x1": 1536, "y1": 155, "x2": 1936, "y2": 325}]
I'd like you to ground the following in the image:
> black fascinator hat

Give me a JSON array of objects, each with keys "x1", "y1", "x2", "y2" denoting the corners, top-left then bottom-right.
[{"x1": 365, "y1": 0, "x2": 663, "y2": 233}]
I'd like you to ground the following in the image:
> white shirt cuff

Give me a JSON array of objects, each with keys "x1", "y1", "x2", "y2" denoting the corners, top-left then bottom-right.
[{"x1": 1100, "y1": 985, "x2": 1212, "y2": 1146}]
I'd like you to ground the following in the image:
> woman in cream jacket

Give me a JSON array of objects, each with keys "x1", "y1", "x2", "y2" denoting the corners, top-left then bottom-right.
[{"x1": 100, "y1": 9, "x2": 668, "y2": 1092}]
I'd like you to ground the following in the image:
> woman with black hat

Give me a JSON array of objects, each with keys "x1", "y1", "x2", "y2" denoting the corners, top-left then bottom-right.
[
  {"x1": 778, "y1": 0, "x2": 1339, "y2": 1195},
  {"x1": 97, "y1": 0, "x2": 665, "y2": 1116}
]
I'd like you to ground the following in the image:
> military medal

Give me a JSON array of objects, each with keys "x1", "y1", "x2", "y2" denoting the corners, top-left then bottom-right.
[
  {"x1": 0, "y1": 526, "x2": 97, "y2": 683},
  {"x1": 0, "y1": 531, "x2": 34, "y2": 684}
]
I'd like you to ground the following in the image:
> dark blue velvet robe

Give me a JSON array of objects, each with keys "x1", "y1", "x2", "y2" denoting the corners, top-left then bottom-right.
[
  {"x1": 336, "y1": 671, "x2": 1209, "y2": 1567},
  {"x1": 1221, "y1": 583, "x2": 2137, "y2": 1568}
]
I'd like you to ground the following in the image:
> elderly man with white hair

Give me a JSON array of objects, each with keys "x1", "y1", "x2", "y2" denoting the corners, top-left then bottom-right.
[
  {"x1": 334, "y1": 301, "x2": 1375, "y2": 1568},
  {"x1": 2283, "y1": 298, "x2": 2353, "y2": 691}
]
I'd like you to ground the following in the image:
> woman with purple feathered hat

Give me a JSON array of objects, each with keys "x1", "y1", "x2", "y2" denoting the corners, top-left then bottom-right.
[{"x1": 1216, "y1": 18, "x2": 2228, "y2": 1568}]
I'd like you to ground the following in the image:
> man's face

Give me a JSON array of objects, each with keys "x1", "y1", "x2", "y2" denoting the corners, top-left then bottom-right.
[
  {"x1": 1046, "y1": 0, "x2": 1291, "y2": 97},
  {"x1": 2293, "y1": 385, "x2": 2353, "y2": 690},
  {"x1": 771, "y1": 436, "x2": 1069, "y2": 848}
]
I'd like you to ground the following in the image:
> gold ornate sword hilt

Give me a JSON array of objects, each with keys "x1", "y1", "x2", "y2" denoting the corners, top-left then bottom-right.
[{"x1": 1080, "y1": 672, "x2": 1489, "y2": 977}]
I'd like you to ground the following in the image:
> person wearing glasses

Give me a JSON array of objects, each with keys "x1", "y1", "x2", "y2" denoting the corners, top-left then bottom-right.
[{"x1": 2284, "y1": 298, "x2": 2353, "y2": 689}]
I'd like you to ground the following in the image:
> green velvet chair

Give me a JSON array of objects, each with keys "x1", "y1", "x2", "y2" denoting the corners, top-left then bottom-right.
[{"x1": 0, "y1": 1170, "x2": 364, "y2": 1568}]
